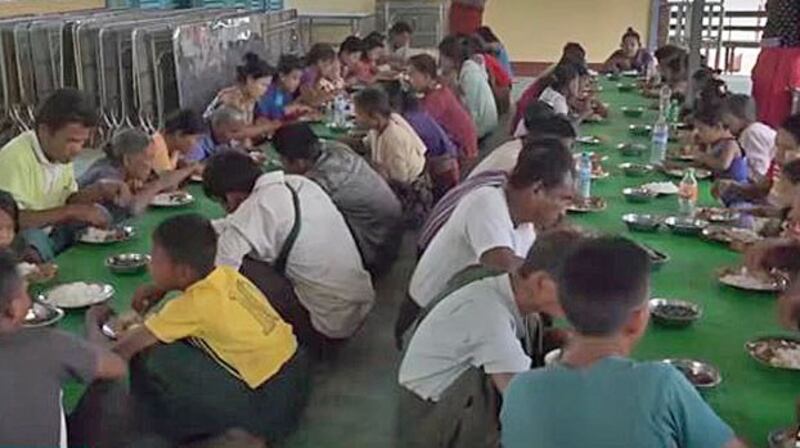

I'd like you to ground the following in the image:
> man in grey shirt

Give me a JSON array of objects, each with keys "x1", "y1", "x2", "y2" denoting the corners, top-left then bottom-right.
[
  {"x1": 0, "y1": 251, "x2": 126, "y2": 446},
  {"x1": 272, "y1": 123, "x2": 404, "y2": 275}
]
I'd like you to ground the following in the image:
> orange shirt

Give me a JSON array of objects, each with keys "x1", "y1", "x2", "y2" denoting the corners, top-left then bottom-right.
[{"x1": 150, "y1": 132, "x2": 178, "y2": 173}]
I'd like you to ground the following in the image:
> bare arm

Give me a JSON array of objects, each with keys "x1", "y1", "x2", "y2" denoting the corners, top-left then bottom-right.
[
  {"x1": 724, "y1": 438, "x2": 748, "y2": 448},
  {"x1": 480, "y1": 247, "x2": 524, "y2": 273},
  {"x1": 491, "y1": 372, "x2": 516, "y2": 393},
  {"x1": 602, "y1": 54, "x2": 621, "y2": 73},
  {"x1": 67, "y1": 181, "x2": 124, "y2": 205},
  {"x1": 94, "y1": 348, "x2": 127, "y2": 380},
  {"x1": 697, "y1": 143, "x2": 737, "y2": 172},
  {"x1": 82, "y1": 306, "x2": 128, "y2": 380},
  {"x1": 18, "y1": 207, "x2": 76, "y2": 229},
  {"x1": 113, "y1": 325, "x2": 160, "y2": 361},
  {"x1": 128, "y1": 167, "x2": 195, "y2": 216}
]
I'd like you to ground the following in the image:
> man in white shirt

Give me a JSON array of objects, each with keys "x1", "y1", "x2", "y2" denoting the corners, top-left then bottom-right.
[
  {"x1": 469, "y1": 109, "x2": 576, "y2": 179},
  {"x1": 396, "y1": 138, "x2": 575, "y2": 347},
  {"x1": 202, "y1": 151, "x2": 375, "y2": 343},
  {"x1": 721, "y1": 94, "x2": 777, "y2": 180},
  {"x1": 397, "y1": 229, "x2": 584, "y2": 447}
]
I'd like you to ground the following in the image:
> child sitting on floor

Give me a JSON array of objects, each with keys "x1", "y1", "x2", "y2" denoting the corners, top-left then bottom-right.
[
  {"x1": 714, "y1": 113, "x2": 800, "y2": 215},
  {"x1": 340, "y1": 36, "x2": 374, "y2": 85},
  {"x1": 363, "y1": 32, "x2": 388, "y2": 71},
  {"x1": 299, "y1": 43, "x2": 344, "y2": 106},
  {"x1": 693, "y1": 106, "x2": 749, "y2": 184},
  {"x1": 0, "y1": 250, "x2": 126, "y2": 447},
  {"x1": 354, "y1": 87, "x2": 430, "y2": 227},
  {"x1": 0, "y1": 190, "x2": 57, "y2": 282},
  {"x1": 501, "y1": 237, "x2": 746, "y2": 448},
  {"x1": 113, "y1": 214, "x2": 309, "y2": 444},
  {"x1": 385, "y1": 80, "x2": 460, "y2": 199},
  {"x1": 720, "y1": 94, "x2": 777, "y2": 181},
  {"x1": 255, "y1": 54, "x2": 314, "y2": 122},
  {"x1": 538, "y1": 61, "x2": 593, "y2": 124}
]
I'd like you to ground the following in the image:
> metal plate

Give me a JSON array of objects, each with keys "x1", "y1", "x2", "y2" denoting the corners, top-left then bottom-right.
[
  {"x1": 78, "y1": 225, "x2": 135, "y2": 244},
  {"x1": 745, "y1": 336, "x2": 800, "y2": 371},
  {"x1": 43, "y1": 283, "x2": 115, "y2": 309},
  {"x1": 150, "y1": 191, "x2": 194, "y2": 207},
  {"x1": 23, "y1": 301, "x2": 65, "y2": 328}
]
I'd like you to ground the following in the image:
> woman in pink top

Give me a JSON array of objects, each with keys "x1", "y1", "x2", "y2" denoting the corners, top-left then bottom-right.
[{"x1": 408, "y1": 54, "x2": 479, "y2": 170}]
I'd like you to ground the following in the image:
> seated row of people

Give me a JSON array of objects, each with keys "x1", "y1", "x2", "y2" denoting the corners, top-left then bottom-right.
[
  {"x1": 398, "y1": 230, "x2": 747, "y2": 448},
  {"x1": 397, "y1": 137, "x2": 575, "y2": 347}
]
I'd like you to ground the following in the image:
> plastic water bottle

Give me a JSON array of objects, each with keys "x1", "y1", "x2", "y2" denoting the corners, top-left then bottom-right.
[
  {"x1": 650, "y1": 113, "x2": 669, "y2": 166},
  {"x1": 659, "y1": 85, "x2": 672, "y2": 116},
  {"x1": 333, "y1": 94, "x2": 348, "y2": 128},
  {"x1": 678, "y1": 168, "x2": 698, "y2": 217},
  {"x1": 577, "y1": 152, "x2": 592, "y2": 200}
]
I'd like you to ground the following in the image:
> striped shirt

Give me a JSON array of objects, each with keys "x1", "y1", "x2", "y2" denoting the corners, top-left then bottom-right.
[{"x1": 417, "y1": 170, "x2": 508, "y2": 254}]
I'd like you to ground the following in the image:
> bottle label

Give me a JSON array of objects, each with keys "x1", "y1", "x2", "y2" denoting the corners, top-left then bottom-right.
[{"x1": 678, "y1": 184, "x2": 698, "y2": 201}]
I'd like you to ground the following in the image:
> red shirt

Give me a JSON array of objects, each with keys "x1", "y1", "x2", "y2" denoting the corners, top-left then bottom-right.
[
  {"x1": 449, "y1": 1, "x2": 485, "y2": 35},
  {"x1": 483, "y1": 54, "x2": 512, "y2": 88},
  {"x1": 511, "y1": 77, "x2": 547, "y2": 133},
  {"x1": 421, "y1": 85, "x2": 479, "y2": 160}
]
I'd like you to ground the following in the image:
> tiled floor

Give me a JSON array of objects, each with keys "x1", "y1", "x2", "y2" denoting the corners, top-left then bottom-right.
[{"x1": 279, "y1": 89, "x2": 524, "y2": 448}]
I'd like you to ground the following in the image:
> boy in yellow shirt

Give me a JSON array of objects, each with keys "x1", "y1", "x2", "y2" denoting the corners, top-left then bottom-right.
[{"x1": 112, "y1": 214, "x2": 309, "y2": 444}]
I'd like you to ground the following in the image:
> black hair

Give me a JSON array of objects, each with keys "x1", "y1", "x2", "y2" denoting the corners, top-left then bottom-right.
[
  {"x1": 277, "y1": 54, "x2": 305, "y2": 76},
  {"x1": 548, "y1": 62, "x2": 582, "y2": 92},
  {"x1": 439, "y1": 35, "x2": 475, "y2": 67},
  {"x1": 164, "y1": 109, "x2": 205, "y2": 136},
  {"x1": 519, "y1": 228, "x2": 586, "y2": 278},
  {"x1": 783, "y1": 158, "x2": 800, "y2": 185},
  {"x1": 153, "y1": 214, "x2": 217, "y2": 278},
  {"x1": 562, "y1": 42, "x2": 587, "y2": 65},
  {"x1": 365, "y1": 31, "x2": 386, "y2": 43},
  {"x1": 466, "y1": 34, "x2": 489, "y2": 55},
  {"x1": 527, "y1": 115, "x2": 577, "y2": 141},
  {"x1": 622, "y1": 27, "x2": 642, "y2": 44},
  {"x1": 353, "y1": 87, "x2": 393, "y2": 118},
  {"x1": 36, "y1": 88, "x2": 98, "y2": 132},
  {"x1": 559, "y1": 236, "x2": 651, "y2": 336},
  {"x1": 721, "y1": 94, "x2": 756, "y2": 124},
  {"x1": 383, "y1": 80, "x2": 420, "y2": 114},
  {"x1": 0, "y1": 190, "x2": 19, "y2": 233},
  {"x1": 781, "y1": 113, "x2": 800, "y2": 144},
  {"x1": 476, "y1": 26, "x2": 501, "y2": 44},
  {"x1": 696, "y1": 75, "x2": 727, "y2": 110},
  {"x1": 236, "y1": 53, "x2": 273, "y2": 83},
  {"x1": 693, "y1": 105, "x2": 726, "y2": 128},
  {"x1": 340, "y1": 36, "x2": 366, "y2": 57},
  {"x1": 272, "y1": 122, "x2": 322, "y2": 162},
  {"x1": 202, "y1": 150, "x2": 264, "y2": 202},
  {"x1": 389, "y1": 21, "x2": 413, "y2": 36},
  {"x1": 306, "y1": 43, "x2": 337, "y2": 65},
  {"x1": 522, "y1": 100, "x2": 555, "y2": 132},
  {"x1": 0, "y1": 250, "x2": 21, "y2": 314},
  {"x1": 654, "y1": 44, "x2": 686, "y2": 63},
  {"x1": 363, "y1": 33, "x2": 386, "y2": 58},
  {"x1": 408, "y1": 54, "x2": 438, "y2": 79},
  {"x1": 509, "y1": 137, "x2": 575, "y2": 190}
]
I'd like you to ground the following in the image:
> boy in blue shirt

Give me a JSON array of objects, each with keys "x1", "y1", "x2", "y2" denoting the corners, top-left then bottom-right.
[
  {"x1": 501, "y1": 237, "x2": 746, "y2": 448},
  {"x1": 255, "y1": 54, "x2": 312, "y2": 122}
]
